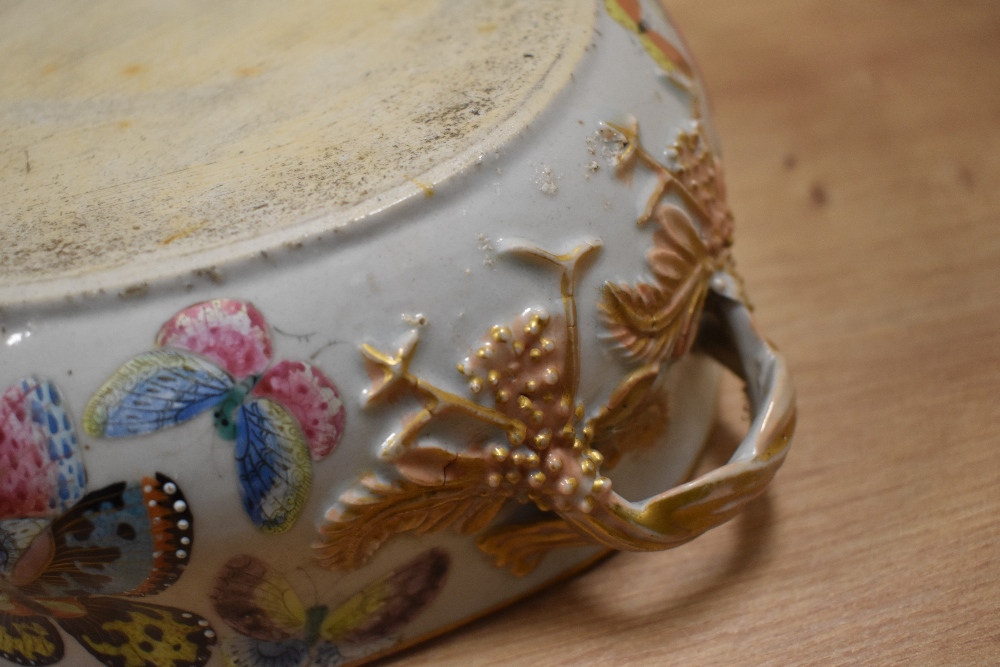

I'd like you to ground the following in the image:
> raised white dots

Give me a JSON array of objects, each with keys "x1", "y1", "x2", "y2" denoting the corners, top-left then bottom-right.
[
  {"x1": 147, "y1": 500, "x2": 158, "y2": 508},
  {"x1": 204, "y1": 630, "x2": 216, "y2": 639},
  {"x1": 143, "y1": 485, "x2": 153, "y2": 493},
  {"x1": 544, "y1": 368, "x2": 559, "y2": 385},
  {"x1": 198, "y1": 619, "x2": 209, "y2": 627},
  {"x1": 541, "y1": 338, "x2": 555, "y2": 352},
  {"x1": 162, "y1": 482, "x2": 177, "y2": 495},
  {"x1": 558, "y1": 477, "x2": 578, "y2": 495},
  {"x1": 534, "y1": 429, "x2": 552, "y2": 449},
  {"x1": 173, "y1": 499, "x2": 187, "y2": 513},
  {"x1": 181, "y1": 536, "x2": 191, "y2": 545},
  {"x1": 487, "y1": 472, "x2": 503, "y2": 488},
  {"x1": 177, "y1": 519, "x2": 190, "y2": 530},
  {"x1": 578, "y1": 497, "x2": 595, "y2": 513},
  {"x1": 468, "y1": 378, "x2": 483, "y2": 394},
  {"x1": 176, "y1": 549, "x2": 188, "y2": 559},
  {"x1": 492, "y1": 325, "x2": 512, "y2": 343}
]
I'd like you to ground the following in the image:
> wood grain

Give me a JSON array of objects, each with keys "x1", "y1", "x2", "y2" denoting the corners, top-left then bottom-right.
[{"x1": 384, "y1": 1, "x2": 1000, "y2": 665}]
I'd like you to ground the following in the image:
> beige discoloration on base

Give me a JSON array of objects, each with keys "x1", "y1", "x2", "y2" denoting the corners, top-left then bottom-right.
[{"x1": 0, "y1": 0, "x2": 593, "y2": 290}]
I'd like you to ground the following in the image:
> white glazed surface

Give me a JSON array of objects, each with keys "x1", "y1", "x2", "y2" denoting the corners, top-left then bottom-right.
[{"x1": 0, "y1": 1, "x2": 728, "y2": 664}]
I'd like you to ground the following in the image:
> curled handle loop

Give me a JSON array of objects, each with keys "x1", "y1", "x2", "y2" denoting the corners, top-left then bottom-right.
[{"x1": 562, "y1": 272, "x2": 796, "y2": 551}]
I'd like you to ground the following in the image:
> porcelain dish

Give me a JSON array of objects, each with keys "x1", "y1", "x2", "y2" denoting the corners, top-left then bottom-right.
[{"x1": 0, "y1": 1, "x2": 794, "y2": 665}]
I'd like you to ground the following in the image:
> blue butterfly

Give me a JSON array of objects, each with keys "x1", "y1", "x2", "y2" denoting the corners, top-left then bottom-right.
[{"x1": 83, "y1": 299, "x2": 345, "y2": 534}]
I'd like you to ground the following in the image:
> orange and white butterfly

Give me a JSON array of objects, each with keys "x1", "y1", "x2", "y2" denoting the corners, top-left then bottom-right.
[{"x1": 0, "y1": 376, "x2": 216, "y2": 667}]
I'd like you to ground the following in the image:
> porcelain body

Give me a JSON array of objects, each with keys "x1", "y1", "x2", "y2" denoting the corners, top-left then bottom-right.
[{"x1": 0, "y1": 2, "x2": 793, "y2": 666}]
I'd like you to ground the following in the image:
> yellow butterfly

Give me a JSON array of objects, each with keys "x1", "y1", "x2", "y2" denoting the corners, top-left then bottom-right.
[{"x1": 212, "y1": 549, "x2": 449, "y2": 667}]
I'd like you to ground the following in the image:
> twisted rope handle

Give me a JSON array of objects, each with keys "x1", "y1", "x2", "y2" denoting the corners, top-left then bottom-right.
[{"x1": 562, "y1": 272, "x2": 796, "y2": 550}]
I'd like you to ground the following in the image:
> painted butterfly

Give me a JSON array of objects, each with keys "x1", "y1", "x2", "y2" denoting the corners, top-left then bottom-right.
[
  {"x1": 604, "y1": 0, "x2": 696, "y2": 84},
  {"x1": 0, "y1": 377, "x2": 216, "y2": 667},
  {"x1": 211, "y1": 549, "x2": 450, "y2": 667},
  {"x1": 0, "y1": 378, "x2": 86, "y2": 523},
  {"x1": 83, "y1": 299, "x2": 346, "y2": 534}
]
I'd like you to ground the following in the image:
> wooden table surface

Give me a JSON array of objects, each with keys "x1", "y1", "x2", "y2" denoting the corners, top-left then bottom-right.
[{"x1": 386, "y1": 2, "x2": 1000, "y2": 665}]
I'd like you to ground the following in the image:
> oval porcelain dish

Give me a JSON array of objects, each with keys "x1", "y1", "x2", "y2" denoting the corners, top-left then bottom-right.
[{"x1": 0, "y1": 1, "x2": 795, "y2": 665}]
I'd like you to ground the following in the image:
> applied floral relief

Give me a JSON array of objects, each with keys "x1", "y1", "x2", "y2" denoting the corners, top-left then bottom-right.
[{"x1": 314, "y1": 121, "x2": 777, "y2": 576}]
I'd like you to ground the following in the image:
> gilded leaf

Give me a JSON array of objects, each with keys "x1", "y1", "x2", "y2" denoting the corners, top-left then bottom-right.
[
  {"x1": 315, "y1": 447, "x2": 509, "y2": 571},
  {"x1": 587, "y1": 364, "x2": 669, "y2": 469},
  {"x1": 592, "y1": 391, "x2": 669, "y2": 470},
  {"x1": 600, "y1": 204, "x2": 713, "y2": 363},
  {"x1": 477, "y1": 518, "x2": 594, "y2": 576},
  {"x1": 668, "y1": 128, "x2": 734, "y2": 253}
]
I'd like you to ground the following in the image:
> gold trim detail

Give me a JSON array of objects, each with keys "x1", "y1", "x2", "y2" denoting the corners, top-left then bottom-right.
[{"x1": 477, "y1": 519, "x2": 597, "y2": 577}]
